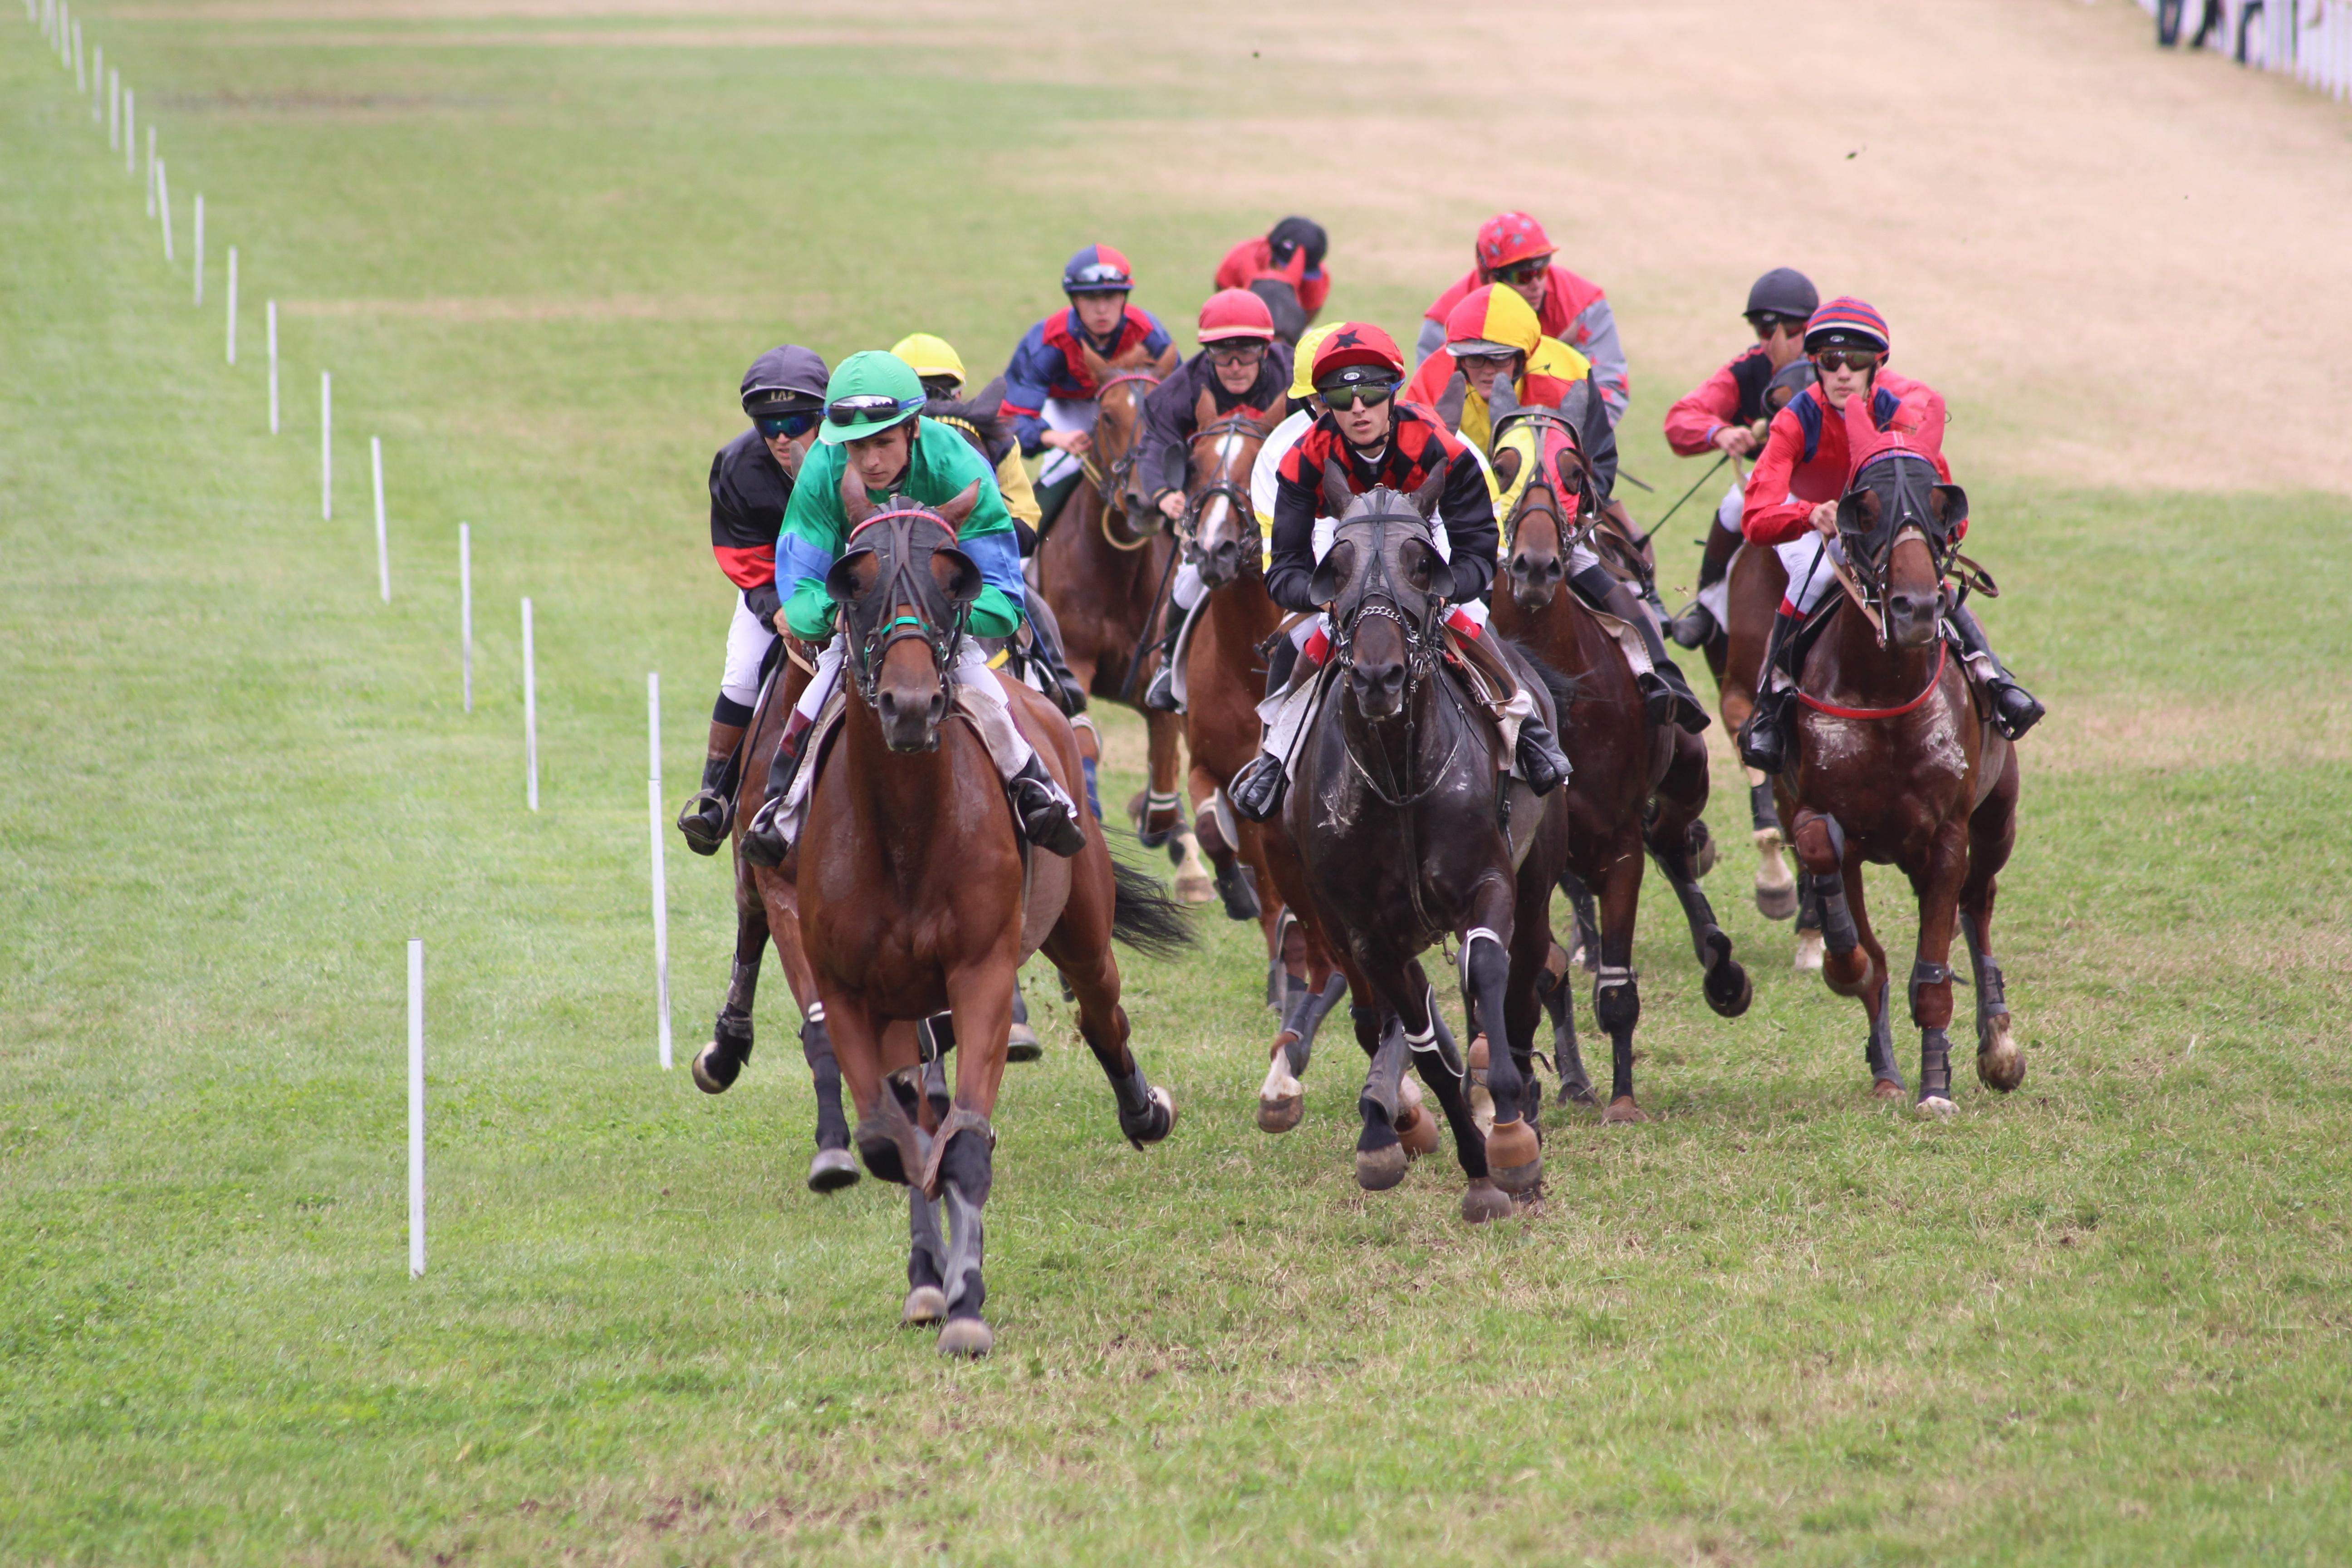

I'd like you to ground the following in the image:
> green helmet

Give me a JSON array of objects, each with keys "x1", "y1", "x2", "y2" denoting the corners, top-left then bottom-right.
[{"x1": 818, "y1": 350, "x2": 926, "y2": 446}]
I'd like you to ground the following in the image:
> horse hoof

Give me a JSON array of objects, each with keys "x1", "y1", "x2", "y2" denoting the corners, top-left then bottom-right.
[
  {"x1": 1355, "y1": 1143, "x2": 1408, "y2": 1192},
  {"x1": 690, "y1": 1043, "x2": 739, "y2": 1095},
  {"x1": 1868, "y1": 1078, "x2": 1905, "y2": 1101},
  {"x1": 1396, "y1": 1104, "x2": 1441, "y2": 1159},
  {"x1": 807, "y1": 1148, "x2": 860, "y2": 1192},
  {"x1": 1556, "y1": 1080, "x2": 1596, "y2": 1108},
  {"x1": 1485, "y1": 1119, "x2": 1542, "y2": 1193},
  {"x1": 1460, "y1": 1179, "x2": 1515, "y2": 1225},
  {"x1": 936, "y1": 1318, "x2": 994, "y2": 1358},
  {"x1": 1123, "y1": 1086, "x2": 1178, "y2": 1150},
  {"x1": 1793, "y1": 931, "x2": 1826, "y2": 973},
  {"x1": 1704, "y1": 960, "x2": 1753, "y2": 1019},
  {"x1": 1006, "y1": 1019, "x2": 1043, "y2": 1063},
  {"x1": 1754, "y1": 879, "x2": 1798, "y2": 921},
  {"x1": 1977, "y1": 1016, "x2": 2026, "y2": 1092},
  {"x1": 1598, "y1": 1097, "x2": 1647, "y2": 1126},
  {"x1": 1257, "y1": 1092, "x2": 1303, "y2": 1134},
  {"x1": 1915, "y1": 1095, "x2": 1958, "y2": 1119},
  {"x1": 902, "y1": 1285, "x2": 947, "y2": 1326},
  {"x1": 1172, "y1": 866, "x2": 1216, "y2": 905}
]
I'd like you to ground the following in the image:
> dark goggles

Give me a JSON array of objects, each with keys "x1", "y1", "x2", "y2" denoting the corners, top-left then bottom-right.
[
  {"x1": 1489, "y1": 259, "x2": 1551, "y2": 286},
  {"x1": 1205, "y1": 340, "x2": 1268, "y2": 363},
  {"x1": 1316, "y1": 377, "x2": 1396, "y2": 411},
  {"x1": 1747, "y1": 312, "x2": 1803, "y2": 337},
  {"x1": 826, "y1": 394, "x2": 921, "y2": 427},
  {"x1": 1813, "y1": 348, "x2": 1882, "y2": 373},
  {"x1": 754, "y1": 410, "x2": 821, "y2": 439}
]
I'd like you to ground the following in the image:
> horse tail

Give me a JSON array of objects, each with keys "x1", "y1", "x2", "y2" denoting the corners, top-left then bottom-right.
[
  {"x1": 1500, "y1": 634, "x2": 1581, "y2": 722},
  {"x1": 1109, "y1": 858, "x2": 1196, "y2": 960}
]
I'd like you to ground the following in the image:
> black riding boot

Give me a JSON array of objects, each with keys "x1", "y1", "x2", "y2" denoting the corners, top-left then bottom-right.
[
  {"x1": 1668, "y1": 523, "x2": 1742, "y2": 648},
  {"x1": 1230, "y1": 637, "x2": 1308, "y2": 823},
  {"x1": 1945, "y1": 600, "x2": 2044, "y2": 740},
  {"x1": 1141, "y1": 598, "x2": 1199, "y2": 714},
  {"x1": 1737, "y1": 608, "x2": 1807, "y2": 774},
  {"x1": 1006, "y1": 755, "x2": 1088, "y2": 858},
  {"x1": 1573, "y1": 564, "x2": 1709, "y2": 733},
  {"x1": 740, "y1": 720, "x2": 813, "y2": 869},
  {"x1": 676, "y1": 711, "x2": 748, "y2": 856},
  {"x1": 1022, "y1": 599, "x2": 1090, "y2": 716}
]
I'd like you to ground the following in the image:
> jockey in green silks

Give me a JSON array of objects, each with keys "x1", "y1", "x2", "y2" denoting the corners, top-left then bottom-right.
[{"x1": 740, "y1": 350, "x2": 1089, "y2": 865}]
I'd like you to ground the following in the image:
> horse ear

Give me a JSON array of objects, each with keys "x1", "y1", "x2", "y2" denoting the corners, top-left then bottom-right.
[
  {"x1": 930, "y1": 547, "x2": 983, "y2": 604},
  {"x1": 1308, "y1": 539, "x2": 1352, "y2": 606},
  {"x1": 1078, "y1": 342, "x2": 1113, "y2": 388},
  {"x1": 1192, "y1": 384, "x2": 1218, "y2": 431},
  {"x1": 839, "y1": 456, "x2": 874, "y2": 526},
  {"x1": 935, "y1": 479, "x2": 982, "y2": 528},
  {"x1": 1150, "y1": 343, "x2": 1181, "y2": 376},
  {"x1": 1319, "y1": 456, "x2": 1353, "y2": 519},
  {"x1": 824, "y1": 549, "x2": 876, "y2": 603},
  {"x1": 1410, "y1": 463, "x2": 1446, "y2": 520},
  {"x1": 1485, "y1": 370, "x2": 1521, "y2": 442},
  {"x1": 1933, "y1": 483, "x2": 1969, "y2": 532}
]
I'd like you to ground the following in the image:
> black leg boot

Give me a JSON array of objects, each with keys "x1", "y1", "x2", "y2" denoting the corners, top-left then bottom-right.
[
  {"x1": 1022, "y1": 595, "x2": 1090, "y2": 716},
  {"x1": 1945, "y1": 599, "x2": 2044, "y2": 740},
  {"x1": 1668, "y1": 524, "x2": 1741, "y2": 648},
  {"x1": 1737, "y1": 608, "x2": 1807, "y2": 774},
  {"x1": 676, "y1": 709, "x2": 749, "y2": 855},
  {"x1": 741, "y1": 720, "x2": 812, "y2": 869}
]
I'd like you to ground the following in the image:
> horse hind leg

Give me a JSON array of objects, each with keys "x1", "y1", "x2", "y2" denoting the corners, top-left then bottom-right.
[
  {"x1": 1646, "y1": 799, "x2": 1753, "y2": 1021},
  {"x1": 1353, "y1": 1005, "x2": 1411, "y2": 1192},
  {"x1": 1749, "y1": 773, "x2": 1798, "y2": 921},
  {"x1": 693, "y1": 905, "x2": 768, "y2": 1094},
  {"x1": 1403, "y1": 995, "x2": 1507, "y2": 1223},
  {"x1": 1557, "y1": 869, "x2": 1602, "y2": 974},
  {"x1": 1541, "y1": 941, "x2": 1596, "y2": 1106},
  {"x1": 1463, "y1": 927, "x2": 1542, "y2": 1193},
  {"x1": 1045, "y1": 895, "x2": 1176, "y2": 1152},
  {"x1": 1964, "y1": 756, "x2": 2025, "y2": 1093},
  {"x1": 903, "y1": 1182, "x2": 949, "y2": 1328},
  {"x1": 1259, "y1": 968, "x2": 1346, "y2": 1135}
]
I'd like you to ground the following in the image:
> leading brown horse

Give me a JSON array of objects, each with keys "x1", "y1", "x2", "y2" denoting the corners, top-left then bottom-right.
[
  {"x1": 1029, "y1": 341, "x2": 1211, "y2": 899},
  {"x1": 797, "y1": 484, "x2": 1185, "y2": 1356},
  {"x1": 1766, "y1": 415, "x2": 2025, "y2": 1110}
]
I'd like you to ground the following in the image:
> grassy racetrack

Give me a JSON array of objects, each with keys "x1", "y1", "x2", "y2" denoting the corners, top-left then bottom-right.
[{"x1": 5, "y1": 6, "x2": 2351, "y2": 1564}]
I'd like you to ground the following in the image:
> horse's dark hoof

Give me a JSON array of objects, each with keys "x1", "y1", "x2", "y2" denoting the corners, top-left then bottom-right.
[
  {"x1": 1006, "y1": 1019, "x2": 1043, "y2": 1063},
  {"x1": 1122, "y1": 1086, "x2": 1177, "y2": 1149},
  {"x1": 937, "y1": 1318, "x2": 994, "y2": 1358},
  {"x1": 1704, "y1": 957, "x2": 1754, "y2": 1019},
  {"x1": 1977, "y1": 1014, "x2": 2026, "y2": 1092},
  {"x1": 807, "y1": 1148, "x2": 860, "y2": 1192},
  {"x1": 691, "y1": 1043, "x2": 740, "y2": 1095},
  {"x1": 1355, "y1": 1143, "x2": 1408, "y2": 1191},
  {"x1": 854, "y1": 1136, "x2": 907, "y2": 1185},
  {"x1": 1486, "y1": 1119, "x2": 1542, "y2": 1194},
  {"x1": 1598, "y1": 1097, "x2": 1647, "y2": 1125},
  {"x1": 902, "y1": 1285, "x2": 947, "y2": 1326},
  {"x1": 1556, "y1": 1078, "x2": 1596, "y2": 1107},
  {"x1": 1214, "y1": 863, "x2": 1262, "y2": 922},
  {"x1": 1460, "y1": 1179, "x2": 1514, "y2": 1225}
]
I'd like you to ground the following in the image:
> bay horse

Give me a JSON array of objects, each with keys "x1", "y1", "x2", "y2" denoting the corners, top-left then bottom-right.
[
  {"x1": 798, "y1": 480, "x2": 1186, "y2": 1355},
  {"x1": 1165, "y1": 396, "x2": 1352, "y2": 1130},
  {"x1": 1772, "y1": 407, "x2": 2025, "y2": 1110},
  {"x1": 1284, "y1": 472, "x2": 1572, "y2": 1223},
  {"x1": 1029, "y1": 340, "x2": 1212, "y2": 901},
  {"x1": 1489, "y1": 407, "x2": 1753, "y2": 1122}
]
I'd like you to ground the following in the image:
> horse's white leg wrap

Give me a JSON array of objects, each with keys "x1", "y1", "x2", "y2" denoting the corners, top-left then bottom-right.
[{"x1": 951, "y1": 644, "x2": 1036, "y2": 779}]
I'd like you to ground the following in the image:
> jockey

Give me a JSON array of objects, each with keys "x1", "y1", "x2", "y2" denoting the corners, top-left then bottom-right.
[
  {"x1": 1212, "y1": 216, "x2": 1331, "y2": 343},
  {"x1": 1135, "y1": 290, "x2": 1294, "y2": 713},
  {"x1": 1414, "y1": 286, "x2": 1708, "y2": 734},
  {"x1": 893, "y1": 332, "x2": 1089, "y2": 716},
  {"x1": 1735, "y1": 299, "x2": 2044, "y2": 774},
  {"x1": 1416, "y1": 211, "x2": 1629, "y2": 426},
  {"x1": 675, "y1": 343, "x2": 828, "y2": 856},
  {"x1": 1227, "y1": 323, "x2": 1573, "y2": 823},
  {"x1": 1661, "y1": 267, "x2": 1819, "y2": 647},
  {"x1": 740, "y1": 352, "x2": 1090, "y2": 864},
  {"x1": 1000, "y1": 245, "x2": 1175, "y2": 542}
]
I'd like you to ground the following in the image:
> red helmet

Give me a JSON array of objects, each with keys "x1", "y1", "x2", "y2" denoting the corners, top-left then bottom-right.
[
  {"x1": 1309, "y1": 322, "x2": 1405, "y2": 385},
  {"x1": 1196, "y1": 288, "x2": 1275, "y2": 343},
  {"x1": 1475, "y1": 211, "x2": 1554, "y2": 274}
]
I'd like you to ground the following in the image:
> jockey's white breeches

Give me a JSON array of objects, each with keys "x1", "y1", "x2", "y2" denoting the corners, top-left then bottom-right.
[
  {"x1": 1036, "y1": 398, "x2": 1099, "y2": 490},
  {"x1": 1774, "y1": 531, "x2": 1849, "y2": 616},
  {"x1": 720, "y1": 593, "x2": 776, "y2": 709},
  {"x1": 1715, "y1": 478, "x2": 1744, "y2": 536}
]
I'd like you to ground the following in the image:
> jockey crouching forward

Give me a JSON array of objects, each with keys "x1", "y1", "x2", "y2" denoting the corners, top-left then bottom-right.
[
  {"x1": 1226, "y1": 323, "x2": 1573, "y2": 823},
  {"x1": 1736, "y1": 298, "x2": 2044, "y2": 774},
  {"x1": 676, "y1": 344, "x2": 829, "y2": 855},
  {"x1": 1000, "y1": 245, "x2": 1175, "y2": 541},
  {"x1": 1416, "y1": 211, "x2": 1630, "y2": 426},
  {"x1": 1213, "y1": 216, "x2": 1331, "y2": 344},
  {"x1": 1136, "y1": 289, "x2": 1294, "y2": 714},
  {"x1": 740, "y1": 352, "x2": 1090, "y2": 864}
]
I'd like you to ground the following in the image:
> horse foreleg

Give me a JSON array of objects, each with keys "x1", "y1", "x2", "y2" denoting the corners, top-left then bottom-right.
[
  {"x1": 1963, "y1": 747, "x2": 2025, "y2": 1093},
  {"x1": 1398, "y1": 977, "x2": 1505, "y2": 1223},
  {"x1": 1749, "y1": 769, "x2": 1798, "y2": 921},
  {"x1": 693, "y1": 892, "x2": 767, "y2": 1094},
  {"x1": 1593, "y1": 845, "x2": 1649, "y2": 1125},
  {"x1": 1905, "y1": 820, "x2": 1972, "y2": 1117},
  {"x1": 1457, "y1": 872, "x2": 1538, "y2": 1192},
  {"x1": 922, "y1": 959, "x2": 1021, "y2": 1358}
]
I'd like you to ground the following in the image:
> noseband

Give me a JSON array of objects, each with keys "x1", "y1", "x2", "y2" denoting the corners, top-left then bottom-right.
[{"x1": 842, "y1": 508, "x2": 968, "y2": 706}]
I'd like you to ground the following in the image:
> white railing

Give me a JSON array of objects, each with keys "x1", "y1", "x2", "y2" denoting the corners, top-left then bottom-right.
[{"x1": 2131, "y1": 0, "x2": 2352, "y2": 99}]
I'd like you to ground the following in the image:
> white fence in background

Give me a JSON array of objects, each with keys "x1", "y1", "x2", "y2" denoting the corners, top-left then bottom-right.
[{"x1": 2132, "y1": 0, "x2": 2352, "y2": 99}]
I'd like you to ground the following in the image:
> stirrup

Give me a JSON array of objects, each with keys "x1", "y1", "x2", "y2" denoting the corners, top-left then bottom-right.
[
  {"x1": 741, "y1": 794, "x2": 790, "y2": 868},
  {"x1": 1990, "y1": 682, "x2": 2044, "y2": 740},
  {"x1": 1142, "y1": 662, "x2": 1181, "y2": 714},
  {"x1": 675, "y1": 789, "x2": 731, "y2": 857},
  {"x1": 1229, "y1": 753, "x2": 1286, "y2": 823},
  {"x1": 1737, "y1": 688, "x2": 1793, "y2": 774},
  {"x1": 1009, "y1": 760, "x2": 1087, "y2": 858}
]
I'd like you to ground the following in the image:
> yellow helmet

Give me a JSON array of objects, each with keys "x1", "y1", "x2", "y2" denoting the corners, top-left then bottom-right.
[
  {"x1": 890, "y1": 332, "x2": 965, "y2": 386},
  {"x1": 1289, "y1": 323, "x2": 1341, "y2": 400}
]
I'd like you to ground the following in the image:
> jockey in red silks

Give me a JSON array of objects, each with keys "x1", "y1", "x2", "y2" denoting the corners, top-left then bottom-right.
[
  {"x1": 1225, "y1": 323, "x2": 1573, "y2": 823},
  {"x1": 1415, "y1": 211, "x2": 1629, "y2": 426},
  {"x1": 1736, "y1": 298, "x2": 2044, "y2": 773},
  {"x1": 1000, "y1": 244, "x2": 1176, "y2": 541},
  {"x1": 1661, "y1": 267, "x2": 1818, "y2": 647},
  {"x1": 1212, "y1": 216, "x2": 1331, "y2": 344}
]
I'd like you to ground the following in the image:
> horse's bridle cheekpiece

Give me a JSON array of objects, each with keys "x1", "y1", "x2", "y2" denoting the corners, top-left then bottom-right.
[{"x1": 835, "y1": 504, "x2": 972, "y2": 706}]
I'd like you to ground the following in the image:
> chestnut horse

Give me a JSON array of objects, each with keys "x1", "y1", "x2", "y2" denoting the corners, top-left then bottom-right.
[
  {"x1": 799, "y1": 483, "x2": 1185, "y2": 1356},
  {"x1": 1284, "y1": 475, "x2": 1573, "y2": 1224},
  {"x1": 1490, "y1": 408, "x2": 1753, "y2": 1122},
  {"x1": 1165, "y1": 398, "x2": 1351, "y2": 1130},
  {"x1": 1769, "y1": 421, "x2": 2024, "y2": 1111},
  {"x1": 1028, "y1": 341, "x2": 1212, "y2": 900}
]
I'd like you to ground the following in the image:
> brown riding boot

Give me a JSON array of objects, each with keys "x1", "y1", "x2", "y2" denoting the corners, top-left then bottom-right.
[{"x1": 676, "y1": 717, "x2": 746, "y2": 856}]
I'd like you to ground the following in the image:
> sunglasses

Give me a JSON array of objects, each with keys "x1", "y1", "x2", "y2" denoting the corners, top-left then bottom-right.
[
  {"x1": 1317, "y1": 380, "x2": 1396, "y2": 411},
  {"x1": 1205, "y1": 341, "x2": 1266, "y2": 363},
  {"x1": 755, "y1": 411, "x2": 821, "y2": 439},
  {"x1": 1490, "y1": 260, "x2": 1550, "y2": 286},
  {"x1": 826, "y1": 394, "x2": 921, "y2": 426},
  {"x1": 1813, "y1": 349, "x2": 1881, "y2": 373},
  {"x1": 1456, "y1": 350, "x2": 1516, "y2": 370},
  {"x1": 1748, "y1": 313, "x2": 1800, "y2": 338},
  {"x1": 1067, "y1": 264, "x2": 1132, "y2": 288}
]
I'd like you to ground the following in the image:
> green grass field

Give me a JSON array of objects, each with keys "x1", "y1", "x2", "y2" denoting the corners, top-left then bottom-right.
[{"x1": 5, "y1": 14, "x2": 2351, "y2": 1565}]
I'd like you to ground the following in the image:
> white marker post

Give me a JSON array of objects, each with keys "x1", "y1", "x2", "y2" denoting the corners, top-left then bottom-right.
[
  {"x1": 193, "y1": 194, "x2": 204, "y2": 305},
  {"x1": 459, "y1": 524, "x2": 473, "y2": 714},
  {"x1": 108, "y1": 69, "x2": 117, "y2": 149},
  {"x1": 319, "y1": 372, "x2": 331, "y2": 518},
  {"x1": 225, "y1": 247, "x2": 237, "y2": 363},
  {"x1": 647, "y1": 671, "x2": 672, "y2": 1070},
  {"x1": 371, "y1": 438, "x2": 390, "y2": 602},
  {"x1": 407, "y1": 938, "x2": 426, "y2": 1279},
  {"x1": 156, "y1": 160, "x2": 172, "y2": 263},
  {"x1": 145, "y1": 125, "x2": 154, "y2": 216},
  {"x1": 521, "y1": 598, "x2": 539, "y2": 810},
  {"x1": 267, "y1": 302, "x2": 279, "y2": 432},
  {"x1": 89, "y1": 44, "x2": 99, "y2": 119},
  {"x1": 122, "y1": 90, "x2": 132, "y2": 176},
  {"x1": 71, "y1": 20, "x2": 81, "y2": 91}
]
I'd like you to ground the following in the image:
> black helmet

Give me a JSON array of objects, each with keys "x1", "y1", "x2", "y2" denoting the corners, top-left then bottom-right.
[
  {"x1": 740, "y1": 344, "x2": 829, "y2": 417},
  {"x1": 1267, "y1": 216, "x2": 1328, "y2": 271},
  {"x1": 1743, "y1": 267, "x2": 1818, "y2": 323}
]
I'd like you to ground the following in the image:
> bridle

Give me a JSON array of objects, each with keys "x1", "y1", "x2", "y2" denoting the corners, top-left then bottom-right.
[
  {"x1": 1089, "y1": 370, "x2": 1164, "y2": 538},
  {"x1": 1836, "y1": 453, "x2": 1957, "y2": 635},
  {"x1": 1496, "y1": 410, "x2": 1598, "y2": 564},
  {"x1": 1177, "y1": 410, "x2": 1271, "y2": 578},
  {"x1": 1330, "y1": 511, "x2": 1450, "y2": 739},
  {"x1": 839, "y1": 507, "x2": 968, "y2": 708}
]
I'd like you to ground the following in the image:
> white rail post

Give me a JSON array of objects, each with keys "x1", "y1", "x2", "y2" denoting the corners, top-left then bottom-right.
[
  {"x1": 145, "y1": 124, "x2": 154, "y2": 216},
  {"x1": 371, "y1": 436, "x2": 390, "y2": 603},
  {"x1": 408, "y1": 938, "x2": 426, "y2": 1279},
  {"x1": 122, "y1": 89, "x2": 132, "y2": 176},
  {"x1": 648, "y1": 672, "x2": 672, "y2": 1069},
  {"x1": 108, "y1": 68, "x2": 117, "y2": 150},
  {"x1": 521, "y1": 598, "x2": 539, "y2": 811},
  {"x1": 71, "y1": 19, "x2": 80, "y2": 90},
  {"x1": 459, "y1": 524, "x2": 473, "y2": 714},
  {"x1": 267, "y1": 302, "x2": 279, "y2": 433},
  {"x1": 156, "y1": 160, "x2": 172, "y2": 262},
  {"x1": 320, "y1": 371, "x2": 332, "y2": 519},
  {"x1": 89, "y1": 44, "x2": 98, "y2": 118},
  {"x1": 225, "y1": 247, "x2": 237, "y2": 363},
  {"x1": 193, "y1": 193, "x2": 204, "y2": 305}
]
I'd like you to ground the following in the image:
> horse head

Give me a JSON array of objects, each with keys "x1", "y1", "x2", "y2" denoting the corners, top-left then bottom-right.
[
  {"x1": 1835, "y1": 398, "x2": 1965, "y2": 648},
  {"x1": 1186, "y1": 391, "x2": 1280, "y2": 591},
  {"x1": 1312, "y1": 464, "x2": 1450, "y2": 721},
  {"x1": 1083, "y1": 340, "x2": 1180, "y2": 522},
  {"x1": 1491, "y1": 409, "x2": 1597, "y2": 612},
  {"x1": 826, "y1": 471, "x2": 985, "y2": 752}
]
